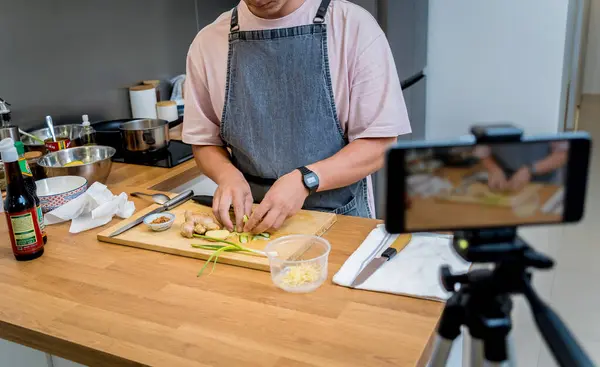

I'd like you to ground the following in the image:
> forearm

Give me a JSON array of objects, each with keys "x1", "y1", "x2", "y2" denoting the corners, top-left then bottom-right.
[
  {"x1": 192, "y1": 145, "x2": 243, "y2": 185},
  {"x1": 307, "y1": 137, "x2": 397, "y2": 192},
  {"x1": 532, "y1": 151, "x2": 568, "y2": 175}
]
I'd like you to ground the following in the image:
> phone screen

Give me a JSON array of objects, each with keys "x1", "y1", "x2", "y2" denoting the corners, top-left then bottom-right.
[{"x1": 404, "y1": 140, "x2": 570, "y2": 231}]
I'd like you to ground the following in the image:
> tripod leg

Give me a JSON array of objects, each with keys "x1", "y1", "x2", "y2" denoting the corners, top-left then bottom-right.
[
  {"x1": 470, "y1": 338, "x2": 485, "y2": 367},
  {"x1": 428, "y1": 336, "x2": 455, "y2": 367},
  {"x1": 428, "y1": 293, "x2": 465, "y2": 367}
]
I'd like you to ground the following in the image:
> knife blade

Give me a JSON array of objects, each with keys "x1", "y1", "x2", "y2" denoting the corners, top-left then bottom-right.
[
  {"x1": 350, "y1": 234, "x2": 412, "y2": 288},
  {"x1": 109, "y1": 190, "x2": 194, "y2": 237}
]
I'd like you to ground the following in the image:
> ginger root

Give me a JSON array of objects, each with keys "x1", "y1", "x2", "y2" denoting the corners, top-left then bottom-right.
[
  {"x1": 194, "y1": 223, "x2": 207, "y2": 235},
  {"x1": 184, "y1": 211, "x2": 221, "y2": 230},
  {"x1": 180, "y1": 222, "x2": 195, "y2": 238}
]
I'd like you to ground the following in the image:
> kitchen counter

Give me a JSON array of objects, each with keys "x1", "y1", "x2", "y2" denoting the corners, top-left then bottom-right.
[{"x1": 0, "y1": 163, "x2": 444, "y2": 367}]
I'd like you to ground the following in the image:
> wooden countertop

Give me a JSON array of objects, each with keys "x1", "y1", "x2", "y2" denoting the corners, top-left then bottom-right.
[{"x1": 0, "y1": 163, "x2": 444, "y2": 367}]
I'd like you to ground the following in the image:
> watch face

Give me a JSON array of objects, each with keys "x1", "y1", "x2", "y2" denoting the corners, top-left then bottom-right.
[{"x1": 304, "y1": 173, "x2": 319, "y2": 189}]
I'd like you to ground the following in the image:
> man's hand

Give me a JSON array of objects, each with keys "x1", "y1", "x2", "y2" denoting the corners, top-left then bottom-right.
[
  {"x1": 244, "y1": 170, "x2": 309, "y2": 234},
  {"x1": 507, "y1": 166, "x2": 532, "y2": 192},
  {"x1": 213, "y1": 172, "x2": 253, "y2": 231},
  {"x1": 487, "y1": 167, "x2": 509, "y2": 192}
]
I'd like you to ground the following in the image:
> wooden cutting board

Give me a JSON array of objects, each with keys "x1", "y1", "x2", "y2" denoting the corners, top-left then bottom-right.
[
  {"x1": 97, "y1": 201, "x2": 337, "y2": 272},
  {"x1": 437, "y1": 182, "x2": 542, "y2": 207}
]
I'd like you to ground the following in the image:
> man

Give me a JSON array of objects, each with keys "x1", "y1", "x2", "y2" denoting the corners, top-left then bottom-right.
[
  {"x1": 476, "y1": 141, "x2": 568, "y2": 192},
  {"x1": 183, "y1": 0, "x2": 411, "y2": 233}
]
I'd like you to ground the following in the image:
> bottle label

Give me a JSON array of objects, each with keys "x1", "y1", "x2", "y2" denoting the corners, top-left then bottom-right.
[
  {"x1": 5, "y1": 209, "x2": 43, "y2": 255},
  {"x1": 18, "y1": 157, "x2": 33, "y2": 177},
  {"x1": 36, "y1": 205, "x2": 46, "y2": 232}
]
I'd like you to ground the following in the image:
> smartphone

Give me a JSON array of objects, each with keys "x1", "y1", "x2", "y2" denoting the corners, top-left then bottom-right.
[{"x1": 384, "y1": 132, "x2": 591, "y2": 234}]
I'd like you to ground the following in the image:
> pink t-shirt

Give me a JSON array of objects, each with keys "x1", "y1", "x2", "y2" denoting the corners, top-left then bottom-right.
[{"x1": 183, "y1": 0, "x2": 411, "y2": 216}]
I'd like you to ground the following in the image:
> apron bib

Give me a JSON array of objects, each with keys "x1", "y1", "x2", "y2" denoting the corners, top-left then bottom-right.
[{"x1": 220, "y1": 0, "x2": 371, "y2": 217}]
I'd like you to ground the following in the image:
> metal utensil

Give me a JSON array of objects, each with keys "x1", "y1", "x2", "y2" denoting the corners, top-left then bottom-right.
[
  {"x1": 350, "y1": 233, "x2": 413, "y2": 288},
  {"x1": 0, "y1": 126, "x2": 20, "y2": 142},
  {"x1": 19, "y1": 129, "x2": 44, "y2": 143},
  {"x1": 21, "y1": 124, "x2": 84, "y2": 154},
  {"x1": 120, "y1": 118, "x2": 170, "y2": 152},
  {"x1": 108, "y1": 190, "x2": 194, "y2": 237},
  {"x1": 131, "y1": 192, "x2": 171, "y2": 205},
  {"x1": 46, "y1": 115, "x2": 57, "y2": 142},
  {"x1": 37, "y1": 145, "x2": 116, "y2": 185}
]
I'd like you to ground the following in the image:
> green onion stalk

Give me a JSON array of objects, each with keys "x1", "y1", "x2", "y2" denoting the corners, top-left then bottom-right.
[{"x1": 191, "y1": 234, "x2": 268, "y2": 277}]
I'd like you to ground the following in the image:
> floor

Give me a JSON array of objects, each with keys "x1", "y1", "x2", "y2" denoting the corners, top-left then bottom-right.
[{"x1": 511, "y1": 94, "x2": 600, "y2": 366}]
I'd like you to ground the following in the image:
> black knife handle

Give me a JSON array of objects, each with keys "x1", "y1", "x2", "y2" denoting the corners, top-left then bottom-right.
[
  {"x1": 192, "y1": 195, "x2": 214, "y2": 207},
  {"x1": 381, "y1": 247, "x2": 397, "y2": 260}
]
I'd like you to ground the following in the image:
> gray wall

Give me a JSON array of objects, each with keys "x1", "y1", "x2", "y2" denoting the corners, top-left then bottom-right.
[{"x1": 0, "y1": 0, "x2": 235, "y2": 130}]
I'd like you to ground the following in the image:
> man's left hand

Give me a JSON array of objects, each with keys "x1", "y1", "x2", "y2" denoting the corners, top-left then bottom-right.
[
  {"x1": 508, "y1": 166, "x2": 532, "y2": 192},
  {"x1": 244, "y1": 170, "x2": 309, "y2": 234}
]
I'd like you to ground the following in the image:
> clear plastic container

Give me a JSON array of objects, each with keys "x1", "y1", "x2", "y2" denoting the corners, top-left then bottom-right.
[{"x1": 265, "y1": 235, "x2": 331, "y2": 293}]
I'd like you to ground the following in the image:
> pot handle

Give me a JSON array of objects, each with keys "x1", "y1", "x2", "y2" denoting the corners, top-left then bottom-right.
[
  {"x1": 167, "y1": 117, "x2": 183, "y2": 129},
  {"x1": 142, "y1": 131, "x2": 156, "y2": 145}
]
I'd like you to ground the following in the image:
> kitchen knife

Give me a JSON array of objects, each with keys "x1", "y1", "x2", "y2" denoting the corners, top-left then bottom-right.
[
  {"x1": 192, "y1": 195, "x2": 215, "y2": 207},
  {"x1": 192, "y1": 195, "x2": 261, "y2": 208},
  {"x1": 350, "y1": 234, "x2": 412, "y2": 288},
  {"x1": 108, "y1": 190, "x2": 194, "y2": 237}
]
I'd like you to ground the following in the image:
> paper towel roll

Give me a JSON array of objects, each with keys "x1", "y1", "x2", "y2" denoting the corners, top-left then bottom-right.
[
  {"x1": 156, "y1": 101, "x2": 179, "y2": 122},
  {"x1": 129, "y1": 85, "x2": 157, "y2": 119}
]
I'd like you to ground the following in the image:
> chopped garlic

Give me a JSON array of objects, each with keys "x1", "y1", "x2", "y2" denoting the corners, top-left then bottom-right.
[{"x1": 280, "y1": 263, "x2": 322, "y2": 287}]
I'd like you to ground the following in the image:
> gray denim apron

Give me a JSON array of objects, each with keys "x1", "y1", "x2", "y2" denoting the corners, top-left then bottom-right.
[
  {"x1": 220, "y1": 0, "x2": 371, "y2": 217},
  {"x1": 490, "y1": 143, "x2": 558, "y2": 183}
]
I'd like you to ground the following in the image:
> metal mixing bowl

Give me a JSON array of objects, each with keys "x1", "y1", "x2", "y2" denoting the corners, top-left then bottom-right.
[
  {"x1": 21, "y1": 124, "x2": 84, "y2": 154},
  {"x1": 37, "y1": 146, "x2": 116, "y2": 185}
]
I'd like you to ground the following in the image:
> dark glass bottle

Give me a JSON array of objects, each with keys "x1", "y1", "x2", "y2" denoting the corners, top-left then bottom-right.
[
  {"x1": 1, "y1": 139, "x2": 44, "y2": 261},
  {"x1": 15, "y1": 141, "x2": 47, "y2": 244}
]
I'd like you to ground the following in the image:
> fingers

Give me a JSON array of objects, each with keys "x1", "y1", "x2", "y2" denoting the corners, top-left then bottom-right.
[
  {"x1": 272, "y1": 213, "x2": 287, "y2": 231},
  {"x1": 244, "y1": 192, "x2": 253, "y2": 217},
  {"x1": 218, "y1": 193, "x2": 234, "y2": 230},
  {"x1": 252, "y1": 208, "x2": 281, "y2": 234},
  {"x1": 244, "y1": 201, "x2": 269, "y2": 233},
  {"x1": 232, "y1": 191, "x2": 245, "y2": 231},
  {"x1": 212, "y1": 191, "x2": 221, "y2": 224}
]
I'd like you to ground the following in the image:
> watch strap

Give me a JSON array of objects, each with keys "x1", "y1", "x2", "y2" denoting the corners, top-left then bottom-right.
[{"x1": 298, "y1": 166, "x2": 312, "y2": 176}]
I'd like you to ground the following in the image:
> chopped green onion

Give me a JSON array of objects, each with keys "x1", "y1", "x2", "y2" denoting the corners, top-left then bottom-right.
[
  {"x1": 240, "y1": 234, "x2": 249, "y2": 244},
  {"x1": 259, "y1": 233, "x2": 270, "y2": 238},
  {"x1": 243, "y1": 215, "x2": 249, "y2": 223}
]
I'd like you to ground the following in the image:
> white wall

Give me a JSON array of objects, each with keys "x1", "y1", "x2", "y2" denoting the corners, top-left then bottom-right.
[
  {"x1": 426, "y1": 0, "x2": 570, "y2": 140},
  {"x1": 583, "y1": 0, "x2": 600, "y2": 93}
]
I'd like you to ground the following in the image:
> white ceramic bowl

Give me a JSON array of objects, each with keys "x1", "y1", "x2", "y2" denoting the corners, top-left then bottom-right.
[
  {"x1": 143, "y1": 212, "x2": 175, "y2": 232},
  {"x1": 36, "y1": 176, "x2": 88, "y2": 213}
]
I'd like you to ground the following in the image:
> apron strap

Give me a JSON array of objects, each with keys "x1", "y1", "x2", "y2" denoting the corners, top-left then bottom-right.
[
  {"x1": 230, "y1": 6, "x2": 240, "y2": 33},
  {"x1": 313, "y1": 0, "x2": 332, "y2": 24}
]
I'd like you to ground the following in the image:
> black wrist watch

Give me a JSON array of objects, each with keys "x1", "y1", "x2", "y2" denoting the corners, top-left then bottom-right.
[{"x1": 297, "y1": 166, "x2": 319, "y2": 195}]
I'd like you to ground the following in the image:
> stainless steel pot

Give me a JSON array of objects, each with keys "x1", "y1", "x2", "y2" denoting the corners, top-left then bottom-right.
[
  {"x1": 21, "y1": 124, "x2": 84, "y2": 154},
  {"x1": 120, "y1": 119, "x2": 169, "y2": 152},
  {"x1": 0, "y1": 126, "x2": 20, "y2": 142}
]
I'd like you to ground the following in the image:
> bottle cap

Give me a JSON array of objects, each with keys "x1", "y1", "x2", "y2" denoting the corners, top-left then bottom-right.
[
  {"x1": 0, "y1": 138, "x2": 18, "y2": 163},
  {"x1": 14, "y1": 141, "x2": 25, "y2": 156},
  {"x1": 82, "y1": 114, "x2": 90, "y2": 127}
]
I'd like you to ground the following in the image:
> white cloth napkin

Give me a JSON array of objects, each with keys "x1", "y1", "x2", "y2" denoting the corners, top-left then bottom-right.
[
  {"x1": 333, "y1": 225, "x2": 471, "y2": 301},
  {"x1": 44, "y1": 182, "x2": 136, "y2": 233}
]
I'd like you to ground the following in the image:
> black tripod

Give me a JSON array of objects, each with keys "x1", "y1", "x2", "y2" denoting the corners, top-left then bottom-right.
[{"x1": 428, "y1": 228, "x2": 595, "y2": 367}]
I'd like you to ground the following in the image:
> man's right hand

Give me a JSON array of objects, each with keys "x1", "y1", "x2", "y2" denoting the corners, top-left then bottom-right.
[
  {"x1": 487, "y1": 167, "x2": 508, "y2": 192},
  {"x1": 213, "y1": 172, "x2": 253, "y2": 231}
]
